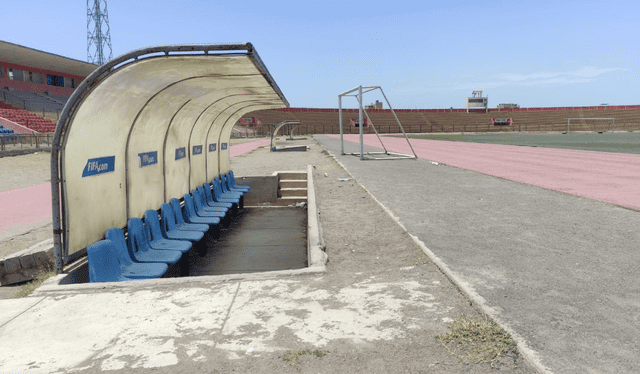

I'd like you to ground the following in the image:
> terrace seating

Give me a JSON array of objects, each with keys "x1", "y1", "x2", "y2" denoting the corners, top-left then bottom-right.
[
  {"x1": 143, "y1": 210, "x2": 195, "y2": 252},
  {"x1": 127, "y1": 218, "x2": 182, "y2": 264},
  {"x1": 0, "y1": 103, "x2": 57, "y2": 133},
  {"x1": 87, "y1": 239, "x2": 168, "y2": 283}
]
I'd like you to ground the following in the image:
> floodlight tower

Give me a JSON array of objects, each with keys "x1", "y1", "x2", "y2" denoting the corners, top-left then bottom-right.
[{"x1": 87, "y1": 0, "x2": 113, "y2": 65}]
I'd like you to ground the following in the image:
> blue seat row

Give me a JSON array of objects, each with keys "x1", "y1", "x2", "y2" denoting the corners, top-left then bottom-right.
[{"x1": 86, "y1": 170, "x2": 250, "y2": 283}]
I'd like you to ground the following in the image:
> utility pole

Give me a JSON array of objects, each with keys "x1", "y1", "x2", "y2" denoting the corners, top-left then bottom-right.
[{"x1": 87, "y1": 0, "x2": 113, "y2": 65}]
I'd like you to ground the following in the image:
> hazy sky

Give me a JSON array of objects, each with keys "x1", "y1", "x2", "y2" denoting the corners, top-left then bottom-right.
[{"x1": 2, "y1": 0, "x2": 638, "y2": 108}]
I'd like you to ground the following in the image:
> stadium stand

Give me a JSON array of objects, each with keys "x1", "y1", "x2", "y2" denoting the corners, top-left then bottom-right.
[
  {"x1": 247, "y1": 105, "x2": 640, "y2": 134},
  {"x1": 0, "y1": 97, "x2": 58, "y2": 132}
]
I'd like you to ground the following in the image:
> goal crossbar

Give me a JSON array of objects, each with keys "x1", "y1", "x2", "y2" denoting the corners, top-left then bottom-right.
[
  {"x1": 565, "y1": 118, "x2": 615, "y2": 133},
  {"x1": 338, "y1": 85, "x2": 417, "y2": 160}
]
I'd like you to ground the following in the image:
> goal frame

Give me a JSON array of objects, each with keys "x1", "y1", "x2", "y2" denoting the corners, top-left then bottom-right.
[
  {"x1": 565, "y1": 118, "x2": 615, "y2": 133},
  {"x1": 338, "y1": 85, "x2": 417, "y2": 160}
]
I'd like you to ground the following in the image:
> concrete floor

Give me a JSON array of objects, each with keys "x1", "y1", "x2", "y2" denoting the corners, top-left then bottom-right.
[{"x1": 190, "y1": 207, "x2": 308, "y2": 275}]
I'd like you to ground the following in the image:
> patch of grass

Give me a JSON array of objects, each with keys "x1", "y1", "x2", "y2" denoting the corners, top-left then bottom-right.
[
  {"x1": 410, "y1": 245, "x2": 429, "y2": 266},
  {"x1": 282, "y1": 349, "x2": 329, "y2": 372},
  {"x1": 11, "y1": 268, "x2": 55, "y2": 298},
  {"x1": 436, "y1": 315, "x2": 517, "y2": 366}
]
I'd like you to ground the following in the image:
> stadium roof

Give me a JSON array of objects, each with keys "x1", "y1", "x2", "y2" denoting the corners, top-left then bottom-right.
[{"x1": 0, "y1": 40, "x2": 97, "y2": 77}]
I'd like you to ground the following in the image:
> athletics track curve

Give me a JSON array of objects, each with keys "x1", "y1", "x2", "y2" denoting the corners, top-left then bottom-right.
[
  {"x1": 329, "y1": 134, "x2": 640, "y2": 211},
  {"x1": 0, "y1": 139, "x2": 271, "y2": 241}
]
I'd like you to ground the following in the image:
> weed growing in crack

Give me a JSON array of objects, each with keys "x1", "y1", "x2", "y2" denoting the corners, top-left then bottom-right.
[
  {"x1": 11, "y1": 268, "x2": 55, "y2": 298},
  {"x1": 282, "y1": 349, "x2": 329, "y2": 372},
  {"x1": 436, "y1": 315, "x2": 517, "y2": 367}
]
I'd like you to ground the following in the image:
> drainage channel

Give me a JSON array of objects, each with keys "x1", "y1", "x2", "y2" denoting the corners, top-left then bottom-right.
[{"x1": 190, "y1": 207, "x2": 307, "y2": 275}]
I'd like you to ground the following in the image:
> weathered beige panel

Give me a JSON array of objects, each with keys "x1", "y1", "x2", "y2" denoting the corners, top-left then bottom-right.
[
  {"x1": 61, "y1": 53, "x2": 287, "y2": 256},
  {"x1": 63, "y1": 60, "x2": 180, "y2": 254},
  {"x1": 218, "y1": 101, "x2": 282, "y2": 174},
  {"x1": 127, "y1": 80, "x2": 215, "y2": 219}
]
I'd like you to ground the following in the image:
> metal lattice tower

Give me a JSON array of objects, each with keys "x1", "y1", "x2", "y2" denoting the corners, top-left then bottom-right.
[{"x1": 87, "y1": 0, "x2": 113, "y2": 65}]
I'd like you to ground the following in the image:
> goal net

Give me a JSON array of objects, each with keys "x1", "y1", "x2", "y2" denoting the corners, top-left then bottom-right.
[{"x1": 565, "y1": 118, "x2": 615, "y2": 133}]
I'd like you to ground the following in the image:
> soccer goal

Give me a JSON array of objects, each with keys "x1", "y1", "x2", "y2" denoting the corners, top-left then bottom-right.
[
  {"x1": 338, "y1": 85, "x2": 417, "y2": 160},
  {"x1": 565, "y1": 118, "x2": 615, "y2": 133}
]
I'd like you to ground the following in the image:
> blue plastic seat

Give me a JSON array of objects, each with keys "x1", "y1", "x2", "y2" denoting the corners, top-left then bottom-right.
[
  {"x1": 105, "y1": 228, "x2": 168, "y2": 279},
  {"x1": 127, "y1": 218, "x2": 182, "y2": 263},
  {"x1": 143, "y1": 210, "x2": 193, "y2": 253},
  {"x1": 192, "y1": 189, "x2": 226, "y2": 218},
  {"x1": 219, "y1": 174, "x2": 244, "y2": 197},
  {"x1": 87, "y1": 239, "x2": 167, "y2": 282},
  {"x1": 87, "y1": 240, "x2": 136, "y2": 283},
  {"x1": 170, "y1": 198, "x2": 211, "y2": 231},
  {"x1": 224, "y1": 172, "x2": 249, "y2": 193},
  {"x1": 159, "y1": 203, "x2": 205, "y2": 241},
  {"x1": 196, "y1": 185, "x2": 228, "y2": 211},
  {"x1": 183, "y1": 194, "x2": 221, "y2": 225},
  {"x1": 201, "y1": 183, "x2": 233, "y2": 209},
  {"x1": 212, "y1": 177, "x2": 241, "y2": 203},
  {"x1": 228, "y1": 170, "x2": 250, "y2": 192}
]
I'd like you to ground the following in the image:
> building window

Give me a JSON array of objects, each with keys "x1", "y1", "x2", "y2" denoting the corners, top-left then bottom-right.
[
  {"x1": 0, "y1": 66, "x2": 4, "y2": 79},
  {"x1": 46, "y1": 74, "x2": 65, "y2": 87}
]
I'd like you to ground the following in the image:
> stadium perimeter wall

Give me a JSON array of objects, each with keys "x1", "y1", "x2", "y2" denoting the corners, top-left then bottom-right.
[{"x1": 246, "y1": 106, "x2": 640, "y2": 135}]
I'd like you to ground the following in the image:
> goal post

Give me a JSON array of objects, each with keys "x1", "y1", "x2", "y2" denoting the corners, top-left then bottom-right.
[
  {"x1": 565, "y1": 118, "x2": 615, "y2": 133},
  {"x1": 338, "y1": 85, "x2": 417, "y2": 160}
]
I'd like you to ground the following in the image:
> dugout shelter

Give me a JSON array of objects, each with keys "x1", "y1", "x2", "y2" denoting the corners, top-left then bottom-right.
[{"x1": 51, "y1": 43, "x2": 289, "y2": 271}]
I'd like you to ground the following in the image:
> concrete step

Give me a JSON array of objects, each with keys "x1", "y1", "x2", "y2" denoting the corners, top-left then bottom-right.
[
  {"x1": 280, "y1": 180, "x2": 307, "y2": 189},
  {"x1": 279, "y1": 188, "x2": 307, "y2": 197},
  {"x1": 278, "y1": 172, "x2": 306, "y2": 181},
  {"x1": 274, "y1": 196, "x2": 308, "y2": 206}
]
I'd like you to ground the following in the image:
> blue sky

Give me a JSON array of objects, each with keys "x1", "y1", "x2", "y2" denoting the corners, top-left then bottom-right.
[{"x1": 2, "y1": 0, "x2": 638, "y2": 109}]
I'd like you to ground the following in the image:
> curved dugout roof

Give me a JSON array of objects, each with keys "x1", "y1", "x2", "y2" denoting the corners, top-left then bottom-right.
[{"x1": 51, "y1": 44, "x2": 289, "y2": 270}]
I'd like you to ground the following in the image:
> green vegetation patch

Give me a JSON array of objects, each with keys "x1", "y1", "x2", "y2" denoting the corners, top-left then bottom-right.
[
  {"x1": 436, "y1": 315, "x2": 517, "y2": 366},
  {"x1": 282, "y1": 349, "x2": 329, "y2": 372},
  {"x1": 11, "y1": 268, "x2": 56, "y2": 298}
]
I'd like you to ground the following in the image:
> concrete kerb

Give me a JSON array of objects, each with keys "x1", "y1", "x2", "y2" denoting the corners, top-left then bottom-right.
[
  {"x1": 1, "y1": 238, "x2": 55, "y2": 286},
  {"x1": 306, "y1": 164, "x2": 328, "y2": 267},
  {"x1": 36, "y1": 266, "x2": 326, "y2": 295},
  {"x1": 319, "y1": 144, "x2": 552, "y2": 374}
]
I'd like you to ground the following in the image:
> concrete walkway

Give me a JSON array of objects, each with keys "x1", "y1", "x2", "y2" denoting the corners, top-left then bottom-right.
[{"x1": 316, "y1": 134, "x2": 640, "y2": 374}]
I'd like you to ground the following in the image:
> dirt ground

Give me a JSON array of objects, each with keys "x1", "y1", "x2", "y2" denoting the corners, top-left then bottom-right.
[{"x1": 0, "y1": 151, "x2": 51, "y2": 191}]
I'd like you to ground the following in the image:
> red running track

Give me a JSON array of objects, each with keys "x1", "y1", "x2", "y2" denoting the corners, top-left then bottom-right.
[
  {"x1": 0, "y1": 139, "x2": 271, "y2": 241},
  {"x1": 330, "y1": 134, "x2": 640, "y2": 211}
]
